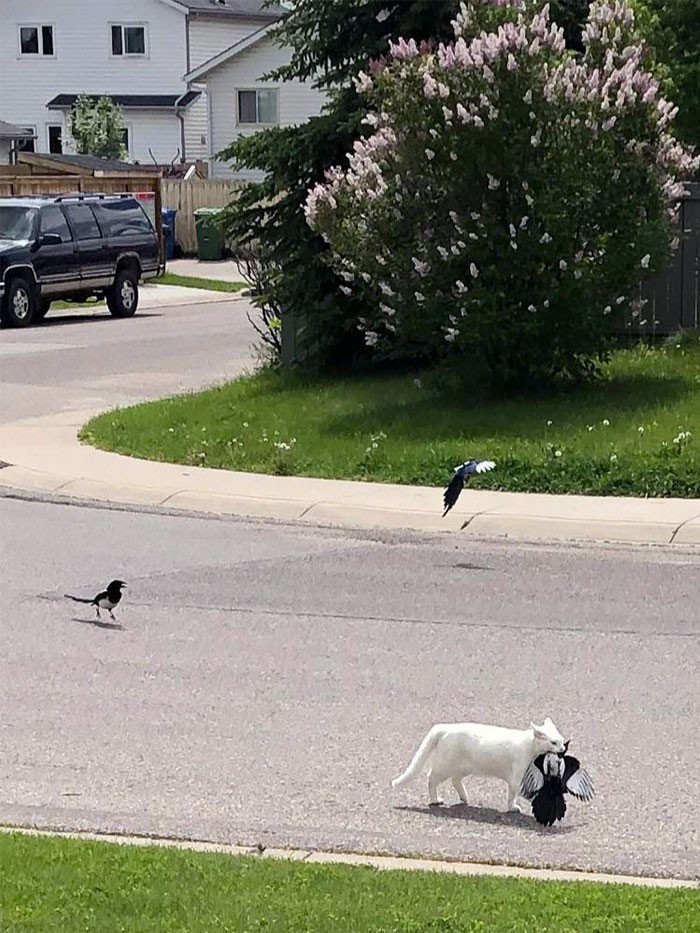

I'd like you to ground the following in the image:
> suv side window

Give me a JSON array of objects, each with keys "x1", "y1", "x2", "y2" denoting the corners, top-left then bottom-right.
[
  {"x1": 65, "y1": 204, "x2": 102, "y2": 240},
  {"x1": 96, "y1": 200, "x2": 154, "y2": 236},
  {"x1": 40, "y1": 206, "x2": 73, "y2": 242}
]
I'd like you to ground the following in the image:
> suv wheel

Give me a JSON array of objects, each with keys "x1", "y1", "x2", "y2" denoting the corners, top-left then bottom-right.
[
  {"x1": 107, "y1": 267, "x2": 139, "y2": 318},
  {"x1": 1, "y1": 277, "x2": 36, "y2": 328}
]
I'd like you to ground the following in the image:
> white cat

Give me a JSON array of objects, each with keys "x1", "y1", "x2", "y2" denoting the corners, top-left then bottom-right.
[{"x1": 391, "y1": 718, "x2": 566, "y2": 812}]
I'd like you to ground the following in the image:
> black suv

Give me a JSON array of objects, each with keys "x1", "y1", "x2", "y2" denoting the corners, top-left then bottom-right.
[{"x1": 0, "y1": 193, "x2": 163, "y2": 327}]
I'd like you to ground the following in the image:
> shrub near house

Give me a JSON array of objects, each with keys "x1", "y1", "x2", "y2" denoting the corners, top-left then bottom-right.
[{"x1": 306, "y1": 0, "x2": 699, "y2": 389}]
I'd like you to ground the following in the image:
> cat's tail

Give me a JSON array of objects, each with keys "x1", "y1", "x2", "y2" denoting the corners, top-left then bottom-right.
[{"x1": 391, "y1": 725, "x2": 443, "y2": 788}]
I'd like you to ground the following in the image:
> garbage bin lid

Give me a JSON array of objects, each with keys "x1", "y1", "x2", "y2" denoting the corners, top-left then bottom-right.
[{"x1": 194, "y1": 207, "x2": 224, "y2": 215}]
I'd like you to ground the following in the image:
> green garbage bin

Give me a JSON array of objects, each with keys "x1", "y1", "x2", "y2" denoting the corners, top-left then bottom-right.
[{"x1": 194, "y1": 207, "x2": 225, "y2": 261}]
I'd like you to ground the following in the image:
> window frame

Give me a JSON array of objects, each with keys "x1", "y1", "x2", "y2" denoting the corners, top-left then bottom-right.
[
  {"x1": 46, "y1": 124, "x2": 63, "y2": 155},
  {"x1": 18, "y1": 23, "x2": 56, "y2": 58},
  {"x1": 39, "y1": 205, "x2": 73, "y2": 243},
  {"x1": 15, "y1": 127, "x2": 36, "y2": 154},
  {"x1": 64, "y1": 203, "x2": 103, "y2": 242},
  {"x1": 110, "y1": 23, "x2": 148, "y2": 58},
  {"x1": 236, "y1": 88, "x2": 280, "y2": 127}
]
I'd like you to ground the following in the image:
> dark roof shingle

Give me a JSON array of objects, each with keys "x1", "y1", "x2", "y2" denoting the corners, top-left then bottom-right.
[
  {"x1": 178, "y1": 0, "x2": 284, "y2": 19},
  {"x1": 47, "y1": 93, "x2": 201, "y2": 110}
]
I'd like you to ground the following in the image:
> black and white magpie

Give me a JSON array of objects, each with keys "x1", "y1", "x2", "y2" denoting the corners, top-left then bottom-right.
[
  {"x1": 65, "y1": 580, "x2": 126, "y2": 621},
  {"x1": 442, "y1": 459, "x2": 496, "y2": 516},
  {"x1": 519, "y1": 741, "x2": 594, "y2": 826}
]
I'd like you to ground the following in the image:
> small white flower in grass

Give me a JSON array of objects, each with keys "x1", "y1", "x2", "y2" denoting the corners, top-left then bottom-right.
[
  {"x1": 559, "y1": 260, "x2": 568, "y2": 271},
  {"x1": 380, "y1": 282, "x2": 395, "y2": 297},
  {"x1": 587, "y1": 425, "x2": 594, "y2": 432},
  {"x1": 425, "y1": 148, "x2": 435, "y2": 161},
  {"x1": 437, "y1": 246, "x2": 449, "y2": 259},
  {"x1": 602, "y1": 419, "x2": 610, "y2": 427},
  {"x1": 574, "y1": 270, "x2": 582, "y2": 279},
  {"x1": 449, "y1": 210, "x2": 460, "y2": 224},
  {"x1": 450, "y1": 151, "x2": 458, "y2": 161},
  {"x1": 375, "y1": 254, "x2": 386, "y2": 265},
  {"x1": 540, "y1": 233, "x2": 552, "y2": 244},
  {"x1": 610, "y1": 453, "x2": 618, "y2": 463},
  {"x1": 469, "y1": 262, "x2": 479, "y2": 278},
  {"x1": 487, "y1": 174, "x2": 500, "y2": 190},
  {"x1": 360, "y1": 271, "x2": 371, "y2": 283},
  {"x1": 473, "y1": 115, "x2": 484, "y2": 128},
  {"x1": 523, "y1": 90, "x2": 533, "y2": 104},
  {"x1": 528, "y1": 304, "x2": 537, "y2": 313},
  {"x1": 603, "y1": 305, "x2": 611, "y2": 315},
  {"x1": 555, "y1": 450, "x2": 562, "y2": 458},
  {"x1": 340, "y1": 285, "x2": 352, "y2": 296},
  {"x1": 243, "y1": 422, "x2": 249, "y2": 428},
  {"x1": 442, "y1": 107, "x2": 453, "y2": 121},
  {"x1": 429, "y1": 128, "x2": 439, "y2": 138},
  {"x1": 638, "y1": 426, "x2": 645, "y2": 434},
  {"x1": 365, "y1": 331, "x2": 379, "y2": 347},
  {"x1": 274, "y1": 441, "x2": 291, "y2": 451},
  {"x1": 470, "y1": 212, "x2": 480, "y2": 221},
  {"x1": 543, "y1": 299, "x2": 550, "y2": 308},
  {"x1": 616, "y1": 296, "x2": 626, "y2": 305},
  {"x1": 444, "y1": 326, "x2": 459, "y2": 342},
  {"x1": 414, "y1": 378, "x2": 422, "y2": 389},
  {"x1": 547, "y1": 420, "x2": 553, "y2": 426},
  {"x1": 379, "y1": 303, "x2": 395, "y2": 316},
  {"x1": 414, "y1": 291, "x2": 425, "y2": 303},
  {"x1": 469, "y1": 232, "x2": 478, "y2": 240},
  {"x1": 451, "y1": 244, "x2": 461, "y2": 255},
  {"x1": 455, "y1": 280, "x2": 468, "y2": 294},
  {"x1": 511, "y1": 241, "x2": 518, "y2": 250},
  {"x1": 641, "y1": 254, "x2": 651, "y2": 268},
  {"x1": 520, "y1": 216, "x2": 529, "y2": 228},
  {"x1": 412, "y1": 257, "x2": 431, "y2": 276},
  {"x1": 168, "y1": 427, "x2": 175, "y2": 433},
  {"x1": 509, "y1": 223, "x2": 517, "y2": 238}
]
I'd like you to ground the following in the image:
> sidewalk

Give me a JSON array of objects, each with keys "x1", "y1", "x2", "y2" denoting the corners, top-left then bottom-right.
[
  {"x1": 166, "y1": 258, "x2": 245, "y2": 283},
  {"x1": 2, "y1": 410, "x2": 699, "y2": 545}
]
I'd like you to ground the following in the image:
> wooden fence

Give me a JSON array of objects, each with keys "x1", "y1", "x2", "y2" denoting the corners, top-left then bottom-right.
[
  {"x1": 630, "y1": 182, "x2": 700, "y2": 334},
  {"x1": 161, "y1": 178, "x2": 242, "y2": 255}
]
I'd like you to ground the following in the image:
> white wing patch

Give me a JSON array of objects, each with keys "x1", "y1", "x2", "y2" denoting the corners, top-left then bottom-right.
[
  {"x1": 566, "y1": 767, "x2": 595, "y2": 801},
  {"x1": 475, "y1": 460, "x2": 496, "y2": 474},
  {"x1": 519, "y1": 761, "x2": 544, "y2": 799}
]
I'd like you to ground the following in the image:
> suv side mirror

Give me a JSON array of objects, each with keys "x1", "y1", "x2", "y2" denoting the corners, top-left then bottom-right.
[{"x1": 39, "y1": 233, "x2": 62, "y2": 246}]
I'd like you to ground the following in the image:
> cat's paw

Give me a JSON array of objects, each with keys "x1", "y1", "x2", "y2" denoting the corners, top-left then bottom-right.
[
  {"x1": 428, "y1": 799, "x2": 444, "y2": 807},
  {"x1": 509, "y1": 802, "x2": 523, "y2": 814}
]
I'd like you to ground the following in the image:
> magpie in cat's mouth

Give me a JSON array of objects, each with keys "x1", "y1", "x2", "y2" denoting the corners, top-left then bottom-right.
[
  {"x1": 519, "y1": 740, "x2": 595, "y2": 826},
  {"x1": 443, "y1": 459, "x2": 495, "y2": 516},
  {"x1": 65, "y1": 580, "x2": 126, "y2": 621}
]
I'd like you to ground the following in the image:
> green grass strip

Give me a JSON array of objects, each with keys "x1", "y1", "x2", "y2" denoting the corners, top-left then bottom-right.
[
  {"x1": 82, "y1": 342, "x2": 700, "y2": 498},
  {"x1": 0, "y1": 833, "x2": 697, "y2": 932}
]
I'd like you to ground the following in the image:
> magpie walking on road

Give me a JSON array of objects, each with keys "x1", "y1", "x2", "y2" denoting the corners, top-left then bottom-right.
[
  {"x1": 519, "y1": 741, "x2": 594, "y2": 826},
  {"x1": 442, "y1": 460, "x2": 496, "y2": 516},
  {"x1": 65, "y1": 580, "x2": 126, "y2": 621}
]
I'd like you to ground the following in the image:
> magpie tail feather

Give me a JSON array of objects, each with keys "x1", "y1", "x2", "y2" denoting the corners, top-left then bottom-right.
[{"x1": 64, "y1": 594, "x2": 94, "y2": 604}]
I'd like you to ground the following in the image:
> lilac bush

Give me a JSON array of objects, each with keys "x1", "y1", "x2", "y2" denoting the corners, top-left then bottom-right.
[{"x1": 304, "y1": 0, "x2": 699, "y2": 387}]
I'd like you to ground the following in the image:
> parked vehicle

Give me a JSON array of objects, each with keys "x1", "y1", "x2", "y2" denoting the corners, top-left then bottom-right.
[{"x1": 0, "y1": 193, "x2": 163, "y2": 327}]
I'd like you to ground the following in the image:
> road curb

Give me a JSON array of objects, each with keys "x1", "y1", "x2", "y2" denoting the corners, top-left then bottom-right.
[
  {"x1": 2, "y1": 413, "x2": 700, "y2": 546},
  {"x1": 2, "y1": 825, "x2": 697, "y2": 889}
]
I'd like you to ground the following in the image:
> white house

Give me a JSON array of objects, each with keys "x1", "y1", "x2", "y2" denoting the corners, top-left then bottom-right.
[
  {"x1": 0, "y1": 0, "x2": 298, "y2": 166},
  {"x1": 183, "y1": 20, "x2": 327, "y2": 179}
]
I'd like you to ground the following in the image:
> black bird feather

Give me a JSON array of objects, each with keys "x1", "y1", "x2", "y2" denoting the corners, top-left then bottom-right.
[{"x1": 443, "y1": 459, "x2": 496, "y2": 516}]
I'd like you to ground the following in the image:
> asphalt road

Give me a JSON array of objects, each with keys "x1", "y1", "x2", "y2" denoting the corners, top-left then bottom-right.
[
  {"x1": 0, "y1": 296, "x2": 254, "y2": 423},
  {"x1": 0, "y1": 494, "x2": 698, "y2": 880}
]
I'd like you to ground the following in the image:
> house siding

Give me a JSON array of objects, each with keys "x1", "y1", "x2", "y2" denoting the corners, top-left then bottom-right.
[
  {"x1": 206, "y1": 38, "x2": 326, "y2": 180},
  {"x1": 184, "y1": 15, "x2": 264, "y2": 163},
  {"x1": 0, "y1": 0, "x2": 187, "y2": 163}
]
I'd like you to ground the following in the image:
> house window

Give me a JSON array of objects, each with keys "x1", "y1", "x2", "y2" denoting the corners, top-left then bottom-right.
[
  {"x1": 16, "y1": 128, "x2": 36, "y2": 154},
  {"x1": 111, "y1": 24, "x2": 147, "y2": 56},
  {"x1": 237, "y1": 89, "x2": 279, "y2": 126},
  {"x1": 47, "y1": 125, "x2": 63, "y2": 154},
  {"x1": 19, "y1": 25, "x2": 54, "y2": 56}
]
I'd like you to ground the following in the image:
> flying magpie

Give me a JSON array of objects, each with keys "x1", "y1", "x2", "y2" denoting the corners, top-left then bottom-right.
[
  {"x1": 519, "y1": 741, "x2": 594, "y2": 826},
  {"x1": 442, "y1": 459, "x2": 496, "y2": 516},
  {"x1": 65, "y1": 580, "x2": 126, "y2": 621}
]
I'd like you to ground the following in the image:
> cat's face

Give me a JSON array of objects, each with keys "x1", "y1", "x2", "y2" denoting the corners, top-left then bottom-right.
[{"x1": 530, "y1": 717, "x2": 566, "y2": 754}]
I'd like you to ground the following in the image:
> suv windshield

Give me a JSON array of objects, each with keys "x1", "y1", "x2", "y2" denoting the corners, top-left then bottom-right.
[{"x1": 0, "y1": 205, "x2": 37, "y2": 241}]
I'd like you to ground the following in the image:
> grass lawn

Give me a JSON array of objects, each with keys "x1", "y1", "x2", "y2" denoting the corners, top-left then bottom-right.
[
  {"x1": 1, "y1": 832, "x2": 697, "y2": 933},
  {"x1": 82, "y1": 340, "x2": 700, "y2": 498},
  {"x1": 158, "y1": 272, "x2": 246, "y2": 292}
]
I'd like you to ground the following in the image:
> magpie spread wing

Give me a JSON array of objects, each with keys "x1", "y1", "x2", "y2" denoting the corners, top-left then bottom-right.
[
  {"x1": 519, "y1": 756, "x2": 545, "y2": 799},
  {"x1": 562, "y1": 757, "x2": 594, "y2": 801},
  {"x1": 442, "y1": 472, "x2": 465, "y2": 517},
  {"x1": 473, "y1": 459, "x2": 496, "y2": 475}
]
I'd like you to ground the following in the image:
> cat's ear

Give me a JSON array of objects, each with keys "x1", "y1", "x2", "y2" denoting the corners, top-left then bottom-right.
[
  {"x1": 544, "y1": 717, "x2": 554, "y2": 727},
  {"x1": 531, "y1": 722, "x2": 547, "y2": 739}
]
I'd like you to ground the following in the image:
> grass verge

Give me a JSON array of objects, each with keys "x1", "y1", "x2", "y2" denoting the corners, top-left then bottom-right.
[
  {"x1": 1, "y1": 833, "x2": 697, "y2": 932},
  {"x1": 159, "y1": 272, "x2": 246, "y2": 292},
  {"x1": 82, "y1": 341, "x2": 700, "y2": 498}
]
